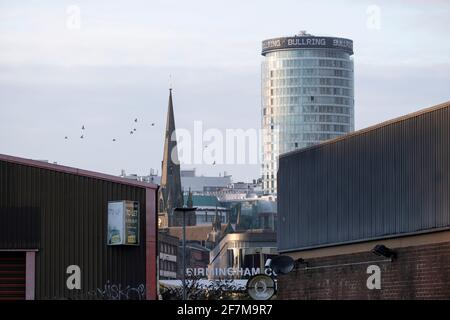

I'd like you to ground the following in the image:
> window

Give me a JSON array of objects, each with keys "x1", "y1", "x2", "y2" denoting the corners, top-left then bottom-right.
[{"x1": 227, "y1": 249, "x2": 234, "y2": 267}]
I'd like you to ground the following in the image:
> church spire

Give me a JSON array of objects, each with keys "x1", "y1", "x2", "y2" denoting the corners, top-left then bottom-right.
[{"x1": 158, "y1": 89, "x2": 183, "y2": 220}]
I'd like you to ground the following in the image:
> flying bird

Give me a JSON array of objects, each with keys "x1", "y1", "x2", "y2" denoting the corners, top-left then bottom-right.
[
  {"x1": 212, "y1": 161, "x2": 216, "y2": 166},
  {"x1": 112, "y1": 138, "x2": 116, "y2": 142},
  {"x1": 134, "y1": 118, "x2": 138, "y2": 123},
  {"x1": 65, "y1": 136, "x2": 68, "y2": 140},
  {"x1": 80, "y1": 135, "x2": 84, "y2": 139},
  {"x1": 82, "y1": 125, "x2": 85, "y2": 130},
  {"x1": 133, "y1": 128, "x2": 137, "y2": 131},
  {"x1": 130, "y1": 131, "x2": 134, "y2": 135},
  {"x1": 151, "y1": 123, "x2": 155, "y2": 126}
]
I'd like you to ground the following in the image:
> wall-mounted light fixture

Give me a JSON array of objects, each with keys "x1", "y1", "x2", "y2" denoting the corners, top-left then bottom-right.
[
  {"x1": 372, "y1": 244, "x2": 396, "y2": 260},
  {"x1": 295, "y1": 258, "x2": 308, "y2": 269}
]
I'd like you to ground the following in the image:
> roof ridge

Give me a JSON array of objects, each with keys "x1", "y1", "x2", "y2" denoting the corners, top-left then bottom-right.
[
  {"x1": 0, "y1": 153, "x2": 157, "y2": 189},
  {"x1": 280, "y1": 100, "x2": 450, "y2": 159}
]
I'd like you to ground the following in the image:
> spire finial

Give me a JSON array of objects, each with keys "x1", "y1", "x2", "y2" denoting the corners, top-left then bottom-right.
[{"x1": 169, "y1": 74, "x2": 173, "y2": 91}]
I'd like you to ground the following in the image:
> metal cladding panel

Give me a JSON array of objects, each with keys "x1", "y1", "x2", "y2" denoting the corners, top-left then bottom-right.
[
  {"x1": 278, "y1": 103, "x2": 450, "y2": 252},
  {"x1": 0, "y1": 160, "x2": 156, "y2": 299},
  {"x1": 0, "y1": 252, "x2": 26, "y2": 300}
]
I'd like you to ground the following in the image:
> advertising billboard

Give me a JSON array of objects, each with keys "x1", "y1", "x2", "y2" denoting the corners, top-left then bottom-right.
[{"x1": 107, "y1": 201, "x2": 140, "y2": 245}]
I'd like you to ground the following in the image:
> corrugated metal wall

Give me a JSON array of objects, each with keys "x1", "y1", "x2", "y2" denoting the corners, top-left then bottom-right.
[
  {"x1": 0, "y1": 252, "x2": 26, "y2": 300},
  {"x1": 0, "y1": 161, "x2": 152, "y2": 299},
  {"x1": 278, "y1": 103, "x2": 450, "y2": 252}
]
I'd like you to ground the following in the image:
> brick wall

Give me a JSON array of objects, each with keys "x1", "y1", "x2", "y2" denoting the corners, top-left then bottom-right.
[{"x1": 277, "y1": 242, "x2": 450, "y2": 299}]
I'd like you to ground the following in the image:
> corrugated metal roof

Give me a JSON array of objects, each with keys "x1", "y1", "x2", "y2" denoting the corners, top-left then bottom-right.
[
  {"x1": 0, "y1": 153, "x2": 157, "y2": 190},
  {"x1": 278, "y1": 102, "x2": 450, "y2": 252},
  {"x1": 280, "y1": 100, "x2": 450, "y2": 159}
]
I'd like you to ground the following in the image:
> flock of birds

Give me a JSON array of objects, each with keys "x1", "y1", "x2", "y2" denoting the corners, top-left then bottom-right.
[
  {"x1": 63, "y1": 117, "x2": 216, "y2": 166},
  {"x1": 64, "y1": 118, "x2": 156, "y2": 142}
]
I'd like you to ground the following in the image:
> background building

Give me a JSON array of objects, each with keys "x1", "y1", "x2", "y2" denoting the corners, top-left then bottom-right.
[
  {"x1": 167, "y1": 224, "x2": 228, "y2": 249},
  {"x1": 261, "y1": 31, "x2": 354, "y2": 194},
  {"x1": 178, "y1": 169, "x2": 232, "y2": 193},
  {"x1": 182, "y1": 195, "x2": 229, "y2": 226},
  {"x1": 158, "y1": 230, "x2": 179, "y2": 280},
  {"x1": 208, "y1": 230, "x2": 277, "y2": 279},
  {"x1": 221, "y1": 198, "x2": 277, "y2": 231},
  {"x1": 277, "y1": 101, "x2": 450, "y2": 299},
  {"x1": 177, "y1": 243, "x2": 210, "y2": 280},
  {"x1": 122, "y1": 169, "x2": 236, "y2": 196}
]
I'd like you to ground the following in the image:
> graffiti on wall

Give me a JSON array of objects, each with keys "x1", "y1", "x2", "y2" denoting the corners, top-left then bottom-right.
[{"x1": 89, "y1": 281, "x2": 146, "y2": 300}]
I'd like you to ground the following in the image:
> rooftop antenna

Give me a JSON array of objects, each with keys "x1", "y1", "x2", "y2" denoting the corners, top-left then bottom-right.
[
  {"x1": 298, "y1": 30, "x2": 310, "y2": 36},
  {"x1": 169, "y1": 74, "x2": 173, "y2": 91}
]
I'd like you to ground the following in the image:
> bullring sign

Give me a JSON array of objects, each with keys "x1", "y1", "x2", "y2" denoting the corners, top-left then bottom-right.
[{"x1": 262, "y1": 36, "x2": 354, "y2": 55}]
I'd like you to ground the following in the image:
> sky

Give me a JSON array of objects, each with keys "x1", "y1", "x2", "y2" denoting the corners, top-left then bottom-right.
[{"x1": 0, "y1": 0, "x2": 449, "y2": 182}]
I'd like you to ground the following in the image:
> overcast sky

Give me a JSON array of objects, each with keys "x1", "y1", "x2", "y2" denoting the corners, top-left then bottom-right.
[{"x1": 1, "y1": 0, "x2": 449, "y2": 182}]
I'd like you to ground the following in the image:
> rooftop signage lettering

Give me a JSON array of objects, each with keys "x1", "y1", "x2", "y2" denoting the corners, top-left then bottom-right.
[{"x1": 262, "y1": 36, "x2": 353, "y2": 55}]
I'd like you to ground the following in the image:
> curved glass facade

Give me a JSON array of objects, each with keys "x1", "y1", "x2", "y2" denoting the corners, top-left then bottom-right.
[{"x1": 262, "y1": 42, "x2": 354, "y2": 194}]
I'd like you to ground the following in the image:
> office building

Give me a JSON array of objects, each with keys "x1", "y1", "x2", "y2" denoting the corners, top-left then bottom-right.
[
  {"x1": 261, "y1": 31, "x2": 354, "y2": 194},
  {"x1": 158, "y1": 230, "x2": 179, "y2": 280}
]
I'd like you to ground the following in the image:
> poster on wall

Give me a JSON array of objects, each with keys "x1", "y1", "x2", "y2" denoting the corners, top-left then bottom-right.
[{"x1": 107, "y1": 201, "x2": 140, "y2": 246}]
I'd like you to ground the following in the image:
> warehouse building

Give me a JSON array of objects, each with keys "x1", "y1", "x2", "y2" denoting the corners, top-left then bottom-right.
[
  {"x1": 277, "y1": 101, "x2": 450, "y2": 299},
  {"x1": 0, "y1": 154, "x2": 158, "y2": 300}
]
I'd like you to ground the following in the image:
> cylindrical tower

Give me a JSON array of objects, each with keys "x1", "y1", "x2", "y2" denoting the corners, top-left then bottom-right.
[{"x1": 261, "y1": 31, "x2": 354, "y2": 194}]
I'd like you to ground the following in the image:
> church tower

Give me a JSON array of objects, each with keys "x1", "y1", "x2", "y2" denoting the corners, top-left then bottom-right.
[{"x1": 158, "y1": 89, "x2": 184, "y2": 227}]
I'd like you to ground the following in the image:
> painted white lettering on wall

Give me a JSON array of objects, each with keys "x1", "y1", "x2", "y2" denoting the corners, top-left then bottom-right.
[{"x1": 186, "y1": 267, "x2": 274, "y2": 278}]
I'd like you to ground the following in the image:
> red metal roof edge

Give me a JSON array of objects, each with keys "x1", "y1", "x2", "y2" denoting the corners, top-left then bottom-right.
[
  {"x1": 0, "y1": 153, "x2": 158, "y2": 190},
  {"x1": 280, "y1": 100, "x2": 450, "y2": 159}
]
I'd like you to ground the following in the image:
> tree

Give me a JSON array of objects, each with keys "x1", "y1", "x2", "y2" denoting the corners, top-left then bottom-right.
[{"x1": 160, "y1": 275, "x2": 249, "y2": 300}]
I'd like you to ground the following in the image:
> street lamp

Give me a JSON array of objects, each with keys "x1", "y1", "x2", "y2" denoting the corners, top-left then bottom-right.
[{"x1": 174, "y1": 207, "x2": 197, "y2": 300}]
